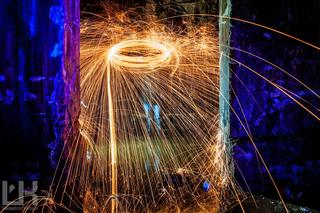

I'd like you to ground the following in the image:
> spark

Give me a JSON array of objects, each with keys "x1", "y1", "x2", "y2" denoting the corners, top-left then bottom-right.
[
  {"x1": 12, "y1": 3, "x2": 320, "y2": 213},
  {"x1": 76, "y1": 4, "x2": 233, "y2": 212},
  {"x1": 106, "y1": 39, "x2": 178, "y2": 212}
]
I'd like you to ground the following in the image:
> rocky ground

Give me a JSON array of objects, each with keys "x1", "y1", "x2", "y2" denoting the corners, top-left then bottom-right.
[{"x1": 229, "y1": 196, "x2": 319, "y2": 213}]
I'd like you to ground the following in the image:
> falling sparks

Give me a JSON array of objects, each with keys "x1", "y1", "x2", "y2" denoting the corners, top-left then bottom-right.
[
  {"x1": 9, "y1": 3, "x2": 320, "y2": 213},
  {"x1": 76, "y1": 4, "x2": 235, "y2": 212}
]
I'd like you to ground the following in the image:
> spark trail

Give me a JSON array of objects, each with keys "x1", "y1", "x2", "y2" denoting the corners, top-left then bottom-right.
[
  {"x1": 106, "y1": 39, "x2": 177, "y2": 212},
  {"x1": 1, "y1": 2, "x2": 320, "y2": 213},
  {"x1": 3, "y1": 4, "x2": 319, "y2": 213},
  {"x1": 77, "y1": 4, "x2": 236, "y2": 212}
]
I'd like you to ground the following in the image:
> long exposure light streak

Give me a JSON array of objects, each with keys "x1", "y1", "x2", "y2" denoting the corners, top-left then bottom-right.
[
  {"x1": 161, "y1": 14, "x2": 320, "y2": 51},
  {"x1": 76, "y1": 5, "x2": 236, "y2": 211},
  {"x1": 107, "y1": 59, "x2": 118, "y2": 213},
  {"x1": 6, "y1": 3, "x2": 320, "y2": 213},
  {"x1": 107, "y1": 39, "x2": 178, "y2": 212},
  {"x1": 75, "y1": 7, "x2": 319, "y2": 212}
]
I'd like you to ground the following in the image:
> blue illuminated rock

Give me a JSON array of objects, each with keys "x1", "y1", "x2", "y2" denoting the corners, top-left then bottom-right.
[{"x1": 0, "y1": 0, "x2": 80, "y2": 180}]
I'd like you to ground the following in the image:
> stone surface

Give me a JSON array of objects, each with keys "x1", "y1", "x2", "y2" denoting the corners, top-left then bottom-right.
[
  {"x1": 146, "y1": 0, "x2": 218, "y2": 19},
  {"x1": 229, "y1": 196, "x2": 319, "y2": 213},
  {"x1": 231, "y1": 0, "x2": 320, "y2": 209},
  {"x1": 0, "y1": 0, "x2": 80, "y2": 181}
]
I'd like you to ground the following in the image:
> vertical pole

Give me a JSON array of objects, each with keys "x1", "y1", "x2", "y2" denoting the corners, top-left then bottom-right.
[
  {"x1": 219, "y1": 0, "x2": 232, "y2": 159},
  {"x1": 107, "y1": 62, "x2": 118, "y2": 213}
]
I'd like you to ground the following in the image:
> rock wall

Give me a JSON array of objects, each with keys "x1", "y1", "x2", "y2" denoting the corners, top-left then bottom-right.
[
  {"x1": 231, "y1": 0, "x2": 320, "y2": 208},
  {"x1": 146, "y1": 0, "x2": 218, "y2": 21},
  {"x1": 0, "y1": 0, "x2": 80, "y2": 181}
]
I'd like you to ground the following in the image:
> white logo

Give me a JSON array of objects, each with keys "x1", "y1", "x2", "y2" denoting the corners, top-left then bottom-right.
[{"x1": 1, "y1": 181, "x2": 38, "y2": 207}]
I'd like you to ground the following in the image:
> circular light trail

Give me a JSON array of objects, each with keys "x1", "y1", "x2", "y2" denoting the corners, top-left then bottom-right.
[{"x1": 108, "y1": 39, "x2": 177, "y2": 74}]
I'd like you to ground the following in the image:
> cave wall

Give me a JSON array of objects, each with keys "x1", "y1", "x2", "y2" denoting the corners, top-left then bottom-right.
[
  {"x1": 231, "y1": 0, "x2": 320, "y2": 208},
  {"x1": 0, "y1": 0, "x2": 80, "y2": 182},
  {"x1": 146, "y1": 0, "x2": 218, "y2": 16}
]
